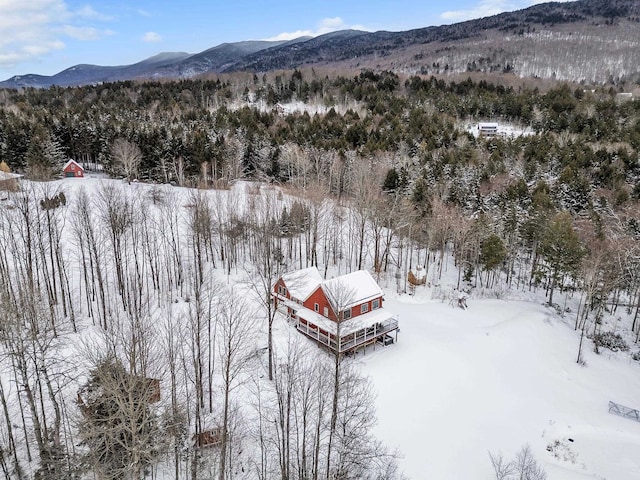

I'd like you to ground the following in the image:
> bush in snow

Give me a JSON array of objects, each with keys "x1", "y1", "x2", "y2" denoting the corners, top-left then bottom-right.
[{"x1": 592, "y1": 331, "x2": 629, "y2": 353}]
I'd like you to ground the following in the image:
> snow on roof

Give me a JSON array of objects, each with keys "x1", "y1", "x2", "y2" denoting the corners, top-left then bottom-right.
[
  {"x1": 63, "y1": 160, "x2": 84, "y2": 171},
  {"x1": 294, "y1": 303, "x2": 396, "y2": 336},
  {"x1": 281, "y1": 267, "x2": 322, "y2": 301},
  {"x1": 322, "y1": 270, "x2": 383, "y2": 310},
  {"x1": 281, "y1": 268, "x2": 383, "y2": 309},
  {"x1": 468, "y1": 122, "x2": 534, "y2": 138},
  {"x1": 0, "y1": 171, "x2": 22, "y2": 181}
]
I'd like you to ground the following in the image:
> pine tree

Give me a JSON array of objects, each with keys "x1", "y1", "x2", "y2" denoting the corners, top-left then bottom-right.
[
  {"x1": 539, "y1": 211, "x2": 585, "y2": 307},
  {"x1": 479, "y1": 233, "x2": 507, "y2": 287}
]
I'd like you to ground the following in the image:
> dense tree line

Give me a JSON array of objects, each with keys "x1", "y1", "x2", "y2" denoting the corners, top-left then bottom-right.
[{"x1": 1, "y1": 72, "x2": 639, "y2": 191}]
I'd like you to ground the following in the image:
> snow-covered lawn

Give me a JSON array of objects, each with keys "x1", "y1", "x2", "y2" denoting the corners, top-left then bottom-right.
[{"x1": 356, "y1": 294, "x2": 640, "y2": 479}]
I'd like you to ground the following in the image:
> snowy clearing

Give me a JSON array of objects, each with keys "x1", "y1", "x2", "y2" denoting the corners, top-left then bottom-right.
[
  {"x1": 465, "y1": 122, "x2": 535, "y2": 138},
  {"x1": 229, "y1": 97, "x2": 366, "y2": 117},
  {"x1": 354, "y1": 293, "x2": 640, "y2": 480}
]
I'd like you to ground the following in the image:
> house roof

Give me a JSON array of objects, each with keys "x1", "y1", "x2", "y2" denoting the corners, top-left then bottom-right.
[
  {"x1": 322, "y1": 270, "x2": 383, "y2": 310},
  {"x1": 281, "y1": 267, "x2": 323, "y2": 301},
  {"x1": 63, "y1": 160, "x2": 84, "y2": 171},
  {"x1": 0, "y1": 171, "x2": 22, "y2": 181},
  {"x1": 280, "y1": 267, "x2": 384, "y2": 310},
  {"x1": 294, "y1": 303, "x2": 396, "y2": 336}
]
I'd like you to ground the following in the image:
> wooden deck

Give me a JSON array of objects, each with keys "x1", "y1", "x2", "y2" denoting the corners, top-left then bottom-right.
[
  {"x1": 273, "y1": 290, "x2": 399, "y2": 355},
  {"x1": 293, "y1": 315, "x2": 399, "y2": 354}
]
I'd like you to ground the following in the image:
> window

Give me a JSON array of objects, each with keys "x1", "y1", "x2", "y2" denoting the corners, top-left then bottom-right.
[
  {"x1": 314, "y1": 303, "x2": 319, "y2": 312},
  {"x1": 361, "y1": 303, "x2": 368, "y2": 314},
  {"x1": 323, "y1": 306, "x2": 329, "y2": 317},
  {"x1": 277, "y1": 285, "x2": 287, "y2": 296},
  {"x1": 342, "y1": 308, "x2": 352, "y2": 320},
  {"x1": 372, "y1": 298, "x2": 380, "y2": 310}
]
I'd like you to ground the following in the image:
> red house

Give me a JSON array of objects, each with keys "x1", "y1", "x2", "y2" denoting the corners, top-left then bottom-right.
[
  {"x1": 63, "y1": 160, "x2": 84, "y2": 178},
  {"x1": 273, "y1": 267, "x2": 399, "y2": 354}
]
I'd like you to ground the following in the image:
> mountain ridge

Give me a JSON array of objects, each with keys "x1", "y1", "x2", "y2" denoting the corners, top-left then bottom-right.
[
  {"x1": 223, "y1": 0, "x2": 640, "y2": 81},
  {"x1": 1, "y1": 0, "x2": 639, "y2": 89}
]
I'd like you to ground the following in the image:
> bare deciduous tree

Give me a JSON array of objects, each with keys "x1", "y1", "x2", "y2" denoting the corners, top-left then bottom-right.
[
  {"x1": 247, "y1": 190, "x2": 288, "y2": 381},
  {"x1": 78, "y1": 303, "x2": 165, "y2": 480},
  {"x1": 489, "y1": 451, "x2": 515, "y2": 480},
  {"x1": 112, "y1": 138, "x2": 142, "y2": 183},
  {"x1": 489, "y1": 444, "x2": 547, "y2": 480},
  {"x1": 216, "y1": 291, "x2": 257, "y2": 480},
  {"x1": 321, "y1": 278, "x2": 356, "y2": 479},
  {"x1": 77, "y1": 354, "x2": 163, "y2": 480}
]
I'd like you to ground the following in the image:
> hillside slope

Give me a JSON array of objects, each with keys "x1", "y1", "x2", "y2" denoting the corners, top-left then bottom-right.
[
  {"x1": 1, "y1": 0, "x2": 638, "y2": 88},
  {"x1": 226, "y1": 0, "x2": 640, "y2": 83}
]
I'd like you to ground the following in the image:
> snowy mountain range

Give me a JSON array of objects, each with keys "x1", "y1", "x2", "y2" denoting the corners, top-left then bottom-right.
[{"x1": 1, "y1": 0, "x2": 639, "y2": 88}]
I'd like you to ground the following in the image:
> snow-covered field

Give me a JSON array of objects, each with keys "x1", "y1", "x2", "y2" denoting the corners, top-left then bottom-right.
[
  {"x1": 352, "y1": 292, "x2": 640, "y2": 479},
  {"x1": 4, "y1": 175, "x2": 639, "y2": 479}
]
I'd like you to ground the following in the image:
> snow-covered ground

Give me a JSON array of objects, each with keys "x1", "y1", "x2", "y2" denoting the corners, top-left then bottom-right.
[
  {"x1": 229, "y1": 98, "x2": 366, "y2": 117},
  {"x1": 58, "y1": 177, "x2": 640, "y2": 479},
  {"x1": 4, "y1": 175, "x2": 640, "y2": 480},
  {"x1": 352, "y1": 291, "x2": 640, "y2": 480}
]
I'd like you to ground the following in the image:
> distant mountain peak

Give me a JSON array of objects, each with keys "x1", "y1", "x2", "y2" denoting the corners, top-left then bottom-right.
[
  {"x1": 1, "y1": 0, "x2": 639, "y2": 89},
  {"x1": 142, "y1": 52, "x2": 192, "y2": 64}
]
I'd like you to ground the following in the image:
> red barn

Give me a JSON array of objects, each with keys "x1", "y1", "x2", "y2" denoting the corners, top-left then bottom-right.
[
  {"x1": 273, "y1": 267, "x2": 398, "y2": 354},
  {"x1": 63, "y1": 160, "x2": 84, "y2": 178}
]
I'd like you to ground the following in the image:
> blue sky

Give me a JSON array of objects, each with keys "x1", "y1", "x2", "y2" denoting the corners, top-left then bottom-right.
[{"x1": 0, "y1": 0, "x2": 554, "y2": 79}]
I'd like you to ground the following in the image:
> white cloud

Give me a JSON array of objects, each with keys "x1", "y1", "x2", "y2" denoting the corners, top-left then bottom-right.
[
  {"x1": 62, "y1": 25, "x2": 113, "y2": 41},
  {"x1": 75, "y1": 4, "x2": 113, "y2": 21},
  {"x1": 143, "y1": 32, "x2": 162, "y2": 43},
  {"x1": 265, "y1": 17, "x2": 370, "y2": 41},
  {"x1": 23, "y1": 41, "x2": 65, "y2": 56},
  {"x1": 0, "y1": 0, "x2": 113, "y2": 69},
  {"x1": 319, "y1": 17, "x2": 345, "y2": 30},
  {"x1": 440, "y1": 0, "x2": 571, "y2": 22}
]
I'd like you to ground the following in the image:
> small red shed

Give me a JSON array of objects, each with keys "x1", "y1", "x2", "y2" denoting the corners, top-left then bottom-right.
[{"x1": 63, "y1": 160, "x2": 84, "y2": 178}]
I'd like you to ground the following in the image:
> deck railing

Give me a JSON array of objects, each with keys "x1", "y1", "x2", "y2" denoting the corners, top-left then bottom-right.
[{"x1": 294, "y1": 316, "x2": 399, "y2": 354}]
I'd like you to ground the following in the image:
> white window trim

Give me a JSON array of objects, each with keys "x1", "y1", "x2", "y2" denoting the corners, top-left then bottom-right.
[
  {"x1": 372, "y1": 298, "x2": 380, "y2": 310},
  {"x1": 361, "y1": 303, "x2": 368, "y2": 314}
]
